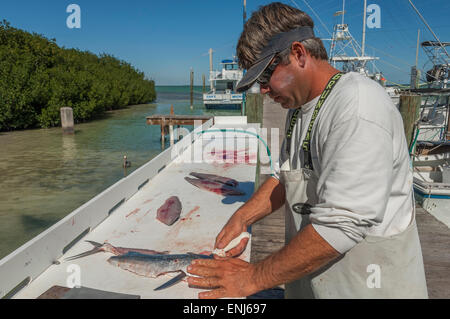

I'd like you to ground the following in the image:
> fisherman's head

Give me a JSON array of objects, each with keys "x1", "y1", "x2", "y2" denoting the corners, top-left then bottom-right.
[{"x1": 236, "y1": 2, "x2": 329, "y2": 108}]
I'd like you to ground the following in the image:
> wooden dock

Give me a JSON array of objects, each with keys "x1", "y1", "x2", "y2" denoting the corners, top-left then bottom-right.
[
  {"x1": 250, "y1": 96, "x2": 287, "y2": 265},
  {"x1": 146, "y1": 114, "x2": 212, "y2": 126},
  {"x1": 249, "y1": 94, "x2": 450, "y2": 299},
  {"x1": 146, "y1": 114, "x2": 212, "y2": 147}
]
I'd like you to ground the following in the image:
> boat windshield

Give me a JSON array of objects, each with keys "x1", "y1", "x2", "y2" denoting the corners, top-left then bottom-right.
[{"x1": 224, "y1": 64, "x2": 239, "y2": 70}]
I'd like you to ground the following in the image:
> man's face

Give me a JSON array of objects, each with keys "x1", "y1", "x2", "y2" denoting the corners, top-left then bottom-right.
[{"x1": 259, "y1": 49, "x2": 310, "y2": 109}]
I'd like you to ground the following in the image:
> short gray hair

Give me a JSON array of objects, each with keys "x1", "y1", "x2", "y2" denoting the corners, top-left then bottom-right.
[{"x1": 237, "y1": 2, "x2": 328, "y2": 69}]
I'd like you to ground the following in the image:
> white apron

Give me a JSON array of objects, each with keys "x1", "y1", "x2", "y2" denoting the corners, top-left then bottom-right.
[{"x1": 279, "y1": 73, "x2": 428, "y2": 299}]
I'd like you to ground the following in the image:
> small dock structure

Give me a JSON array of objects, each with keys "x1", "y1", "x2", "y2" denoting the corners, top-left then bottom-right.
[{"x1": 146, "y1": 114, "x2": 212, "y2": 147}]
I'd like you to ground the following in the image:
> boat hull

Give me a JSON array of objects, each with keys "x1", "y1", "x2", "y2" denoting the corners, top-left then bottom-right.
[{"x1": 414, "y1": 189, "x2": 450, "y2": 228}]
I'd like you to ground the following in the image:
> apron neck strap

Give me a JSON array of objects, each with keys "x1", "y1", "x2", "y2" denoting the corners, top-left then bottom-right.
[{"x1": 286, "y1": 72, "x2": 344, "y2": 170}]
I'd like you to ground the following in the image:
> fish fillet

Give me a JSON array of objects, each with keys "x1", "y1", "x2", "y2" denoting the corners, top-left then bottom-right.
[
  {"x1": 157, "y1": 196, "x2": 182, "y2": 226},
  {"x1": 184, "y1": 177, "x2": 245, "y2": 196},
  {"x1": 189, "y1": 172, "x2": 238, "y2": 187}
]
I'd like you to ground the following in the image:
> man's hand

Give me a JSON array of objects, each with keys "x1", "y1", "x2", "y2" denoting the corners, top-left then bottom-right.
[
  {"x1": 187, "y1": 258, "x2": 260, "y2": 299},
  {"x1": 214, "y1": 212, "x2": 249, "y2": 257},
  {"x1": 214, "y1": 176, "x2": 285, "y2": 257}
]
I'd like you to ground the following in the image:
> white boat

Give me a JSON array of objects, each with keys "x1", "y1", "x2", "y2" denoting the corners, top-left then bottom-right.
[
  {"x1": 203, "y1": 57, "x2": 244, "y2": 110},
  {"x1": 413, "y1": 152, "x2": 450, "y2": 228},
  {"x1": 411, "y1": 37, "x2": 450, "y2": 228},
  {"x1": 417, "y1": 101, "x2": 449, "y2": 143},
  {"x1": 328, "y1": 2, "x2": 388, "y2": 89}
]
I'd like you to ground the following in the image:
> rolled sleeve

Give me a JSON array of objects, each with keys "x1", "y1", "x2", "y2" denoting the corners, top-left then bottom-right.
[{"x1": 309, "y1": 116, "x2": 394, "y2": 254}]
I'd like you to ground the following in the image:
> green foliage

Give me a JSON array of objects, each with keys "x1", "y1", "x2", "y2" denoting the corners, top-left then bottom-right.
[{"x1": 0, "y1": 20, "x2": 156, "y2": 131}]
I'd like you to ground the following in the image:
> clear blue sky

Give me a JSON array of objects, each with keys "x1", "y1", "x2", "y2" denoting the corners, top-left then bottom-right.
[{"x1": 1, "y1": 0, "x2": 449, "y2": 85}]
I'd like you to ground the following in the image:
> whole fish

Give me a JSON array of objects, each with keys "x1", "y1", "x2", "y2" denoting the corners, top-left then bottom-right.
[
  {"x1": 64, "y1": 241, "x2": 169, "y2": 261},
  {"x1": 184, "y1": 177, "x2": 245, "y2": 196},
  {"x1": 189, "y1": 172, "x2": 239, "y2": 187},
  {"x1": 107, "y1": 252, "x2": 212, "y2": 278},
  {"x1": 157, "y1": 196, "x2": 182, "y2": 225}
]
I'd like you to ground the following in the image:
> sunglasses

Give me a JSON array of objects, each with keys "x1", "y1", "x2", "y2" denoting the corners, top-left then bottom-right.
[{"x1": 256, "y1": 55, "x2": 282, "y2": 86}]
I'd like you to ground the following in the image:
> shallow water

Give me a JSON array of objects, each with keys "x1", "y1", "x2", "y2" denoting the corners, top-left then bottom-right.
[{"x1": 0, "y1": 86, "x2": 240, "y2": 259}]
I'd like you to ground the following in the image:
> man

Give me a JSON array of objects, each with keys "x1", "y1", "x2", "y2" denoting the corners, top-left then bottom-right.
[{"x1": 187, "y1": 2, "x2": 428, "y2": 299}]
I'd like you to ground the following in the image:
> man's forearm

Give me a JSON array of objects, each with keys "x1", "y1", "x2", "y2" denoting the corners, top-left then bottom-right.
[
  {"x1": 237, "y1": 176, "x2": 286, "y2": 226},
  {"x1": 252, "y1": 224, "x2": 341, "y2": 291}
]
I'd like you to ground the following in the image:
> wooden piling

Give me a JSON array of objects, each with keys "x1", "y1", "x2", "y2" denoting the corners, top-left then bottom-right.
[
  {"x1": 202, "y1": 74, "x2": 206, "y2": 93},
  {"x1": 160, "y1": 116, "x2": 166, "y2": 149},
  {"x1": 60, "y1": 107, "x2": 74, "y2": 134},
  {"x1": 169, "y1": 105, "x2": 175, "y2": 145},
  {"x1": 398, "y1": 94, "x2": 421, "y2": 151},
  {"x1": 410, "y1": 67, "x2": 421, "y2": 89},
  {"x1": 245, "y1": 93, "x2": 264, "y2": 123},
  {"x1": 169, "y1": 126, "x2": 174, "y2": 146}
]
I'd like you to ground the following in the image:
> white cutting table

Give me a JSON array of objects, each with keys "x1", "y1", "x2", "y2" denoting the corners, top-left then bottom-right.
[{"x1": 0, "y1": 117, "x2": 260, "y2": 299}]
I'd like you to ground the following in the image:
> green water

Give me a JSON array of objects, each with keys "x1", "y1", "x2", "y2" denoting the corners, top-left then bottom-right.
[{"x1": 0, "y1": 86, "x2": 241, "y2": 259}]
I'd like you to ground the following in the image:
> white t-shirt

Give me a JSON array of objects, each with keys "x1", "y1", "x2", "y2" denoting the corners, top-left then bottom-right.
[{"x1": 274, "y1": 72, "x2": 414, "y2": 254}]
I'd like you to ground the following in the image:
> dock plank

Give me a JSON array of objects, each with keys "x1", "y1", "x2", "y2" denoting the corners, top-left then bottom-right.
[
  {"x1": 251, "y1": 96, "x2": 287, "y2": 266},
  {"x1": 416, "y1": 205, "x2": 450, "y2": 299}
]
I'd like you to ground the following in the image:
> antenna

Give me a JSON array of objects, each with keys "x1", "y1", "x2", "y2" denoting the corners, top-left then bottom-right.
[
  {"x1": 415, "y1": 29, "x2": 420, "y2": 68},
  {"x1": 361, "y1": 0, "x2": 367, "y2": 57},
  {"x1": 243, "y1": 0, "x2": 247, "y2": 26},
  {"x1": 209, "y1": 48, "x2": 214, "y2": 92}
]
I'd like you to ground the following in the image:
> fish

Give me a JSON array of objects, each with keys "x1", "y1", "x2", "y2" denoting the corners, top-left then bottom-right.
[
  {"x1": 157, "y1": 196, "x2": 182, "y2": 225},
  {"x1": 184, "y1": 177, "x2": 245, "y2": 196},
  {"x1": 189, "y1": 172, "x2": 239, "y2": 187},
  {"x1": 107, "y1": 252, "x2": 212, "y2": 278},
  {"x1": 64, "y1": 240, "x2": 169, "y2": 261}
]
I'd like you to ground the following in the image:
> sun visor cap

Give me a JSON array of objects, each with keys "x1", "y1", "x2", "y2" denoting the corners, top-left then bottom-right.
[{"x1": 236, "y1": 26, "x2": 315, "y2": 93}]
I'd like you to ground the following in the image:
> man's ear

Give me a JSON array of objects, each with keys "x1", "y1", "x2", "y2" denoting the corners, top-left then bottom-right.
[{"x1": 291, "y1": 42, "x2": 307, "y2": 68}]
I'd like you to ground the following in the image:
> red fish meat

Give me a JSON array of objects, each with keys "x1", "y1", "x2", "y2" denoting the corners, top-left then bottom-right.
[
  {"x1": 184, "y1": 177, "x2": 245, "y2": 196},
  {"x1": 157, "y1": 196, "x2": 182, "y2": 226},
  {"x1": 189, "y1": 172, "x2": 239, "y2": 187}
]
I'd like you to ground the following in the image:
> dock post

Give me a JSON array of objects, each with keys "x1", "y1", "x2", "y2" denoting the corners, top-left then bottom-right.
[
  {"x1": 202, "y1": 74, "x2": 206, "y2": 93},
  {"x1": 169, "y1": 104, "x2": 175, "y2": 145},
  {"x1": 60, "y1": 107, "x2": 74, "y2": 134},
  {"x1": 399, "y1": 94, "x2": 421, "y2": 152},
  {"x1": 410, "y1": 67, "x2": 421, "y2": 89},
  {"x1": 169, "y1": 125, "x2": 174, "y2": 146},
  {"x1": 160, "y1": 117, "x2": 166, "y2": 150},
  {"x1": 245, "y1": 93, "x2": 264, "y2": 124},
  {"x1": 190, "y1": 68, "x2": 194, "y2": 109}
]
